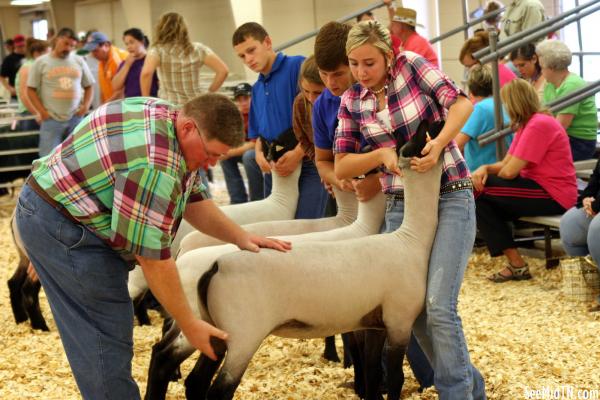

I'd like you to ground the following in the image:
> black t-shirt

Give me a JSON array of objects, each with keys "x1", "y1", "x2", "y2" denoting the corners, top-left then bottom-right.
[{"x1": 0, "y1": 53, "x2": 25, "y2": 87}]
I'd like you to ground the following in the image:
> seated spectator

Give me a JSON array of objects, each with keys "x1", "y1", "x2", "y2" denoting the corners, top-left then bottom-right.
[
  {"x1": 1, "y1": 34, "x2": 26, "y2": 100},
  {"x1": 460, "y1": 31, "x2": 517, "y2": 87},
  {"x1": 456, "y1": 64, "x2": 512, "y2": 172},
  {"x1": 112, "y1": 28, "x2": 158, "y2": 98},
  {"x1": 472, "y1": 79, "x2": 577, "y2": 282},
  {"x1": 382, "y1": 0, "x2": 439, "y2": 66},
  {"x1": 510, "y1": 43, "x2": 545, "y2": 100},
  {"x1": 501, "y1": 0, "x2": 545, "y2": 39},
  {"x1": 81, "y1": 31, "x2": 128, "y2": 103},
  {"x1": 219, "y1": 83, "x2": 264, "y2": 204},
  {"x1": 536, "y1": 39, "x2": 598, "y2": 161},
  {"x1": 560, "y1": 157, "x2": 600, "y2": 312},
  {"x1": 15, "y1": 38, "x2": 49, "y2": 131}
]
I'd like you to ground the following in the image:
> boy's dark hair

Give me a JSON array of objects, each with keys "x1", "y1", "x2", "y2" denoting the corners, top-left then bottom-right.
[
  {"x1": 467, "y1": 64, "x2": 493, "y2": 98},
  {"x1": 314, "y1": 21, "x2": 352, "y2": 71},
  {"x1": 232, "y1": 22, "x2": 269, "y2": 46}
]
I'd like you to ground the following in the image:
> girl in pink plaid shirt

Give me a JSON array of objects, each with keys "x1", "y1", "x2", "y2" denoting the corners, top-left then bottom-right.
[{"x1": 334, "y1": 21, "x2": 486, "y2": 400}]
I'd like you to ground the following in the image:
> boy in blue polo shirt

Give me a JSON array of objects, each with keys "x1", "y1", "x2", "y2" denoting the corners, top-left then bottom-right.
[{"x1": 232, "y1": 22, "x2": 327, "y2": 219}]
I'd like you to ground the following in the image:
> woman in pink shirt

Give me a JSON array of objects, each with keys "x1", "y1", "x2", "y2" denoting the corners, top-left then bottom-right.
[
  {"x1": 472, "y1": 79, "x2": 577, "y2": 282},
  {"x1": 460, "y1": 31, "x2": 517, "y2": 87}
]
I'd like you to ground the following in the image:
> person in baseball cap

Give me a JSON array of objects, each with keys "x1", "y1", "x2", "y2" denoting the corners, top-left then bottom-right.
[
  {"x1": 233, "y1": 82, "x2": 252, "y2": 99},
  {"x1": 80, "y1": 31, "x2": 128, "y2": 103}
]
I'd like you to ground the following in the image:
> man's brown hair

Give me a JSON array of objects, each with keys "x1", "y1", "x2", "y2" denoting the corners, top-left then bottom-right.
[
  {"x1": 183, "y1": 93, "x2": 244, "y2": 148},
  {"x1": 232, "y1": 22, "x2": 269, "y2": 46},
  {"x1": 314, "y1": 22, "x2": 352, "y2": 71}
]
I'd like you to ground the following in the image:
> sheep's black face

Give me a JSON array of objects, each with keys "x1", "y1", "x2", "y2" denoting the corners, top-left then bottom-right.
[
  {"x1": 260, "y1": 129, "x2": 299, "y2": 163},
  {"x1": 400, "y1": 120, "x2": 445, "y2": 158}
]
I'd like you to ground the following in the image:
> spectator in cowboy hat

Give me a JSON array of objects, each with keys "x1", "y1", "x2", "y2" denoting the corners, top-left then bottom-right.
[{"x1": 382, "y1": 1, "x2": 439, "y2": 67}]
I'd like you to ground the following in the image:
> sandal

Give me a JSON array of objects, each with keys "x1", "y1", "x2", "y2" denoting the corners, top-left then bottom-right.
[{"x1": 487, "y1": 264, "x2": 532, "y2": 283}]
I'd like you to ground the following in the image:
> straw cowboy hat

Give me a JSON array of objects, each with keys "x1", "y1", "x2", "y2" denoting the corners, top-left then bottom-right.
[{"x1": 392, "y1": 7, "x2": 425, "y2": 28}]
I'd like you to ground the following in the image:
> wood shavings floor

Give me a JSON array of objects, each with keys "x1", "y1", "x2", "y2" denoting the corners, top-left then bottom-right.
[{"x1": 1, "y1": 178, "x2": 599, "y2": 399}]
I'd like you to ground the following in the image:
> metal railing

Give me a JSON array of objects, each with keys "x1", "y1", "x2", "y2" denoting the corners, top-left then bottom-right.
[
  {"x1": 430, "y1": 7, "x2": 505, "y2": 44},
  {"x1": 274, "y1": 1, "x2": 387, "y2": 52},
  {"x1": 473, "y1": 0, "x2": 600, "y2": 61}
]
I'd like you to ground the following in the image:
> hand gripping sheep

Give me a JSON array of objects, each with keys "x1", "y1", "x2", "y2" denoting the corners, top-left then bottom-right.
[{"x1": 144, "y1": 121, "x2": 442, "y2": 400}]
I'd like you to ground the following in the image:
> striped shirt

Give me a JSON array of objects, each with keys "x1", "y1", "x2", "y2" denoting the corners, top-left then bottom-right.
[
  {"x1": 334, "y1": 51, "x2": 470, "y2": 194},
  {"x1": 30, "y1": 97, "x2": 209, "y2": 260},
  {"x1": 148, "y1": 42, "x2": 214, "y2": 105}
]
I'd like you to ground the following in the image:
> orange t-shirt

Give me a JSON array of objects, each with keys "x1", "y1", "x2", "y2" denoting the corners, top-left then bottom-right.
[{"x1": 98, "y1": 46, "x2": 128, "y2": 103}]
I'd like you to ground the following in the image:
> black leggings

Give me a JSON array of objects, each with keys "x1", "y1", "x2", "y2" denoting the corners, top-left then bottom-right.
[{"x1": 475, "y1": 175, "x2": 565, "y2": 256}]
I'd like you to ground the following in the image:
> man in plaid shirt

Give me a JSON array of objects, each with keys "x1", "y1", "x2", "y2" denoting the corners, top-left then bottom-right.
[{"x1": 15, "y1": 94, "x2": 290, "y2": 399}]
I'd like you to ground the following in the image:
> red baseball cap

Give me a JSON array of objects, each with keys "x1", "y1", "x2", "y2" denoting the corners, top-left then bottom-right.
[{"x1": 13, "y1": 34, "x2": 25, "y2": 46}]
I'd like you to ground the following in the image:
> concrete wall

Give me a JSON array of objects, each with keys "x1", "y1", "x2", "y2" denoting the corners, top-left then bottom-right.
[{"x1": 74, "y1": 0, "x2": 127, "y2": 44}]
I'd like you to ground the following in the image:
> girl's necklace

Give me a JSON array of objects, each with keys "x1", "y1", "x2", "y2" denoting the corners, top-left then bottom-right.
[{"x1": 372, "y1": 84, "x2": 387, "y2": 94}]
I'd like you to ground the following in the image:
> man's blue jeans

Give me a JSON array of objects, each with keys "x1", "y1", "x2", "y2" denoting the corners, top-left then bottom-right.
[
  {"x1": 560, "y1": 206, "x2": 600, "y2": 304},
  {"x1": 220, "y1": 150, "x2": 264, "y2": 203},
  {"x1": 382, "y1": 189, "x2": 486, "y2": 400},
  {"x1": 15, "y1": 184, "x2": 140, "y2": 400},
  {"x1": 39, "y1": 115, "x2": 82, "y2": 156},
  {"x1": 263, "y1": 159, "x2": 328, "y2": 219}
]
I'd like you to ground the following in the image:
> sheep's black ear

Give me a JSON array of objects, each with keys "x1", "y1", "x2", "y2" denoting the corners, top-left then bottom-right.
[{"x1": 401, "y1": 120, "x2": 429, "y2": 158}]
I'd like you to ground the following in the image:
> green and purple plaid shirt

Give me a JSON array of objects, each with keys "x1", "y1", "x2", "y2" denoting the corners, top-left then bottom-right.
[{"x1": 31, "y1": 97, "x2": 209, "y2": 260}]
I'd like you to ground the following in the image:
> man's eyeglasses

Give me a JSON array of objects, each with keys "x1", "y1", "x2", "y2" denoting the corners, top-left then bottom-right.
[{"x1": 192, "y1": 121, "x2": 226, "y2": 158}]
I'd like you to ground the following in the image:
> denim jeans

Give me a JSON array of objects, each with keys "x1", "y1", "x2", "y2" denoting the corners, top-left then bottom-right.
[
  {"x1": 17, "y1": 111, "x2": 40, "y2": 132},
  {"x1": 220, "y1": 150, "x2": 264, "y2": 204},
  {"x1": 560, "y1": 206, "x2": 600, "y2": 303},
  {"x1": 39, "y1": 115, "x2": 83, "y2": 156},
  {"x1": 264, "y1": 159, "x2": 328, "y2": 219},
  {"x1": 15, "y1": 184, "x2": 140, "y2": 400},
  {"x1": 382, "y1": 189, "x2": 486, "y2": 400}
]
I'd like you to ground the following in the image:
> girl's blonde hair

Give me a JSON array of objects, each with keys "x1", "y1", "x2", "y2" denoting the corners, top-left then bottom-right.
[
  {"x1": 346, "y1": 20, "x2": 392, "y2": 58},
  {"x1": 500, "y1": 78, "x2": 548, "y2": 128},
  {"x1": 154, "y1": 12, "x2": 193, "y2": 56}
]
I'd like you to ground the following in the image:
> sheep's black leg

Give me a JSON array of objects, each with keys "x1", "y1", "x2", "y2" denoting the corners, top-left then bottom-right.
[
  {"x1": 347, "y1": 331, "x2": 366, "y2": 398},
  {"x1": 185, "y1": 338, "x2": 226, "y2": 399},
  {"x1": 144, "y1": 326, "x2": 195, "y2": 400},
  {"x1": 323, "y1": 335, "x2": 340, "y2": 362},
  {"x1": 363, "y1": 330, "x2": 386, "y2": 400},
  {"x1": 133, "y1": 290, "x2": 152, "y2": 326},
  {"x1": 385, "y1": 342, "x2": 406, "y2": 400},
  {"x1": 341, "y1": 332, "x2": 354, "y2": 368},
  {"x1": 7, "y1": 264, "x2": 28, "y2": 324},
  {"x1": 22, "y1": 277, "x2": 48, "y2": 331}
]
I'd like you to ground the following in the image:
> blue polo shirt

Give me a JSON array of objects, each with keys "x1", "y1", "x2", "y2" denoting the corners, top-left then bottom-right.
[
  {"x1": 313, "y1": 88, "x2": 367, "y2": 150},
  {"x1": 312, "y1": 88, "x2": 341, "y2": 150},
  {"x1": 248, "y1": 52, "x2": 304, "y2": 142}
]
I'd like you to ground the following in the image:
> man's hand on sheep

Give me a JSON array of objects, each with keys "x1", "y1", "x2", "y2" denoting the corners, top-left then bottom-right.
[
  {"x1": 236, "y1": 233, "x2": 292, "y2": 253},
  {"x1": 180, "y1": 319, "x2": 229, "y2": 361},
  {"x1": 272, "y1": 146, "x2": 304, "y2": 177}
]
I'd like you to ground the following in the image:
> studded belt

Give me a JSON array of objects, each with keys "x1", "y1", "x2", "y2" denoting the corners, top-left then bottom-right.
[{"x1": 385, "y1": 178, "x2": 473, "y2": 201}]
